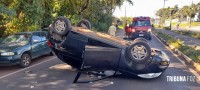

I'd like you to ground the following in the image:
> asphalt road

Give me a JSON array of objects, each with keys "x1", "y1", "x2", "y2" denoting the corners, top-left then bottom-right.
[{"x1": 0, "y1": 30, "x2": 200, "y2": 90}]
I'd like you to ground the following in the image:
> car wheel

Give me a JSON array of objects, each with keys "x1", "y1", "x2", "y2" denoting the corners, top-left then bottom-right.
[
  {"x1": 125, "y1": 41, "x2": 151, "y2": 70},
  {"x1": 52, "y1": 16, "x2": 71, "y2": 36},
  {"x1": 19, "y1": 53, "x2": 31, "y2": 68},
  {"x1": 49, "y1": 50, "x2": 54, "y2": 56},
  {"x1": 77, "y1": 19, "x2": 92, "y2": 29}
]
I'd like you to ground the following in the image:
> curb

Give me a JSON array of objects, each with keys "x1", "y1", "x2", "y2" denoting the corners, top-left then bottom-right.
[{"x1": 153, "y1": 31, "x2": 200, "y2": 72}]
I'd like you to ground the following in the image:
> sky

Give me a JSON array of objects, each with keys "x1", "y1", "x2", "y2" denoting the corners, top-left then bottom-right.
[{"x1": 113, "y1": 0, "x2": 200, "y2": 18}]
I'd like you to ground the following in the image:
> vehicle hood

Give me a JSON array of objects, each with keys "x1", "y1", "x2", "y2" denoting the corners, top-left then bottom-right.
[
  {"x1": 133, "y1": 26, "x2": 151, "y2": 31},
  {"x1": 0, "y1": 42, "x2": 24, "y2": 52}
]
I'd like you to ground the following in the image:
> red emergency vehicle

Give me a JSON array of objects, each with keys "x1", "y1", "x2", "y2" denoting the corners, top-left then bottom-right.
[{"x1": 125, "y1": 16, "x2": 152, "y2": 40}]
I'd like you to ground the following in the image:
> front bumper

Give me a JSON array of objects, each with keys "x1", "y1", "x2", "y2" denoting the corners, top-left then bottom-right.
[
  {"x1": 138, "y1": 72, "x2": 163, "y2": 78},
  {"x1": 0, "y1": 55, "x2": 21, "y2": 66},
  {"x1": 131, "y1": 31, "x2": 151, "y2": 39}
]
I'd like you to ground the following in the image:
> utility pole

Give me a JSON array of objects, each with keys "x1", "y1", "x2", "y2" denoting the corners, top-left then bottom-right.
[
  {"x1": 161, "y1": 0, "x2": 166, "y2": 28},
  {"x1": 124, "y1": 1, "x2": 127, "y2": 27},
  {"x1": 169, "y1": 9, "x2": 172, "y2": 30}
]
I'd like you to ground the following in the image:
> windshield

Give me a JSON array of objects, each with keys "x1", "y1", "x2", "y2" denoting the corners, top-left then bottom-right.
[
  {"x1": 2, "y1": 34, "x2": 31, "y2": 45},
  {"x1": 133, "y1": 20, "x2": 150, "y2": 26}
]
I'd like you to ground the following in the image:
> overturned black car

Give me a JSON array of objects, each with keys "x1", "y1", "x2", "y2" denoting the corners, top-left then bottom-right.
[{"x1": 47, "y1": 17, "x2": 170, "y2": 83}]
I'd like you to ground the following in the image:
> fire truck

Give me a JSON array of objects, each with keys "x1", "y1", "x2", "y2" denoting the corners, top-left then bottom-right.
[{"x1": 125, "y1": 16, "x2": 152, "y2": 40}]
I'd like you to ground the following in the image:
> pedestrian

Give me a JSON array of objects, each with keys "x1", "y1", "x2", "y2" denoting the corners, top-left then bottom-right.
[
  {"x1": 125, "y1": 23, "x2": 130, "y2": 38},
  {"x1": 108, "y1": 23, "x2": 117, "y2": 36}
]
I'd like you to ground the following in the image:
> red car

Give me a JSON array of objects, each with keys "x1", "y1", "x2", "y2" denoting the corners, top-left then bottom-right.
[{"x1": 125, "y1": 16, "x2": 152, "y2": 40}]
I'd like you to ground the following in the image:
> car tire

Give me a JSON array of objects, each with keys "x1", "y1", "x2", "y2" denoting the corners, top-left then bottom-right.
[
  {"x1": 19, "y1": 53, "x2": 31, "y2": 68},
  {"x1": 52, "y1": 16, "x2": 71, "y2": 36},
  {"x1": 49, "y1": 50, "x2": 54, "y2": 56},
  {"x1": 77, "y1": 19, "x2": 92, "y2": 29},
  {"x1": 125, "y1": 41, "x2": 151, "y2": 70}
]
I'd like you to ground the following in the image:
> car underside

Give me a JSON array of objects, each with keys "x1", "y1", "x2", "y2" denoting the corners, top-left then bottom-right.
[{"x1": 47, "y1": 16, "x2": 170, "y2": 83}]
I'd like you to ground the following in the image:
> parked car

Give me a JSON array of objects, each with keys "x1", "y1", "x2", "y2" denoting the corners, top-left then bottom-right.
[
  {"x1": 125, "y1": 16, "x2": 152, "y2": 40},
  {"x1": 0, "y1": 31, "x2": 53, "y2": 68},
  {"x1": 48, "y1": 17, "x2": 170, "y2": 83}
]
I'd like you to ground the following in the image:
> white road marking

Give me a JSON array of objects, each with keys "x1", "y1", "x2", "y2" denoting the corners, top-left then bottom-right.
[
  {"x1": 0, "y1": 57, "x2": 57, "y2": 79},
  {"x1": 152, "y1": 33, "x2": 200, "y2": 84}
]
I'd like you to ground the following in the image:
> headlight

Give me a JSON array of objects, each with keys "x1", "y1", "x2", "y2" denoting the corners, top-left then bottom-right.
[
  {"x1": 148, "y1": 28, "x2": 151, "y2": 32},
  {"x1": 132, "y1": 29, "x2": 135, "y2": 32},
  {"x1": 1, "y1": 52, "x2": 15, "y2": 56}
]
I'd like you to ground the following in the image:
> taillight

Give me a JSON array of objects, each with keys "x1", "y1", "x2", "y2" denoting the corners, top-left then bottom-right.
[{"x1": 47, "y1": 40, "x2": 53, "y2": 47}]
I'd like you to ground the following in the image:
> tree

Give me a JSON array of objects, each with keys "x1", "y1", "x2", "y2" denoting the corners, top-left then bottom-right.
[
  {"x1": 180, "y1": 3, "x2": 197, "y2": 27},
  {"x1": 0, "y1": 0, "x2": 133, "y2": 37},
  {"x1": 155, "y1": 3, "x2": 200, "y2": 28}
]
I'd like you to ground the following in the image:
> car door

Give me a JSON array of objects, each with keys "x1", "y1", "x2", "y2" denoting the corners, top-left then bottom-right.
[
  {"x1": 40, "y1": 32, "x2": 51, "y2": 55},
  {"x1": 31, "y1": 33, "x2": 43, "y2": 58}
]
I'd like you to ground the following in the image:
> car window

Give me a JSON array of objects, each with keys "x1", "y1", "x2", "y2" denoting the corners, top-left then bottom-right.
[
  {"x1": 2, "y1": 34, "x2": 31, "y2": 45},
  {"x1": 133, "y1": 20, "x2": 150, "y2": 26},
  {"x1": 32, "y1": 33, "x2": 42, "y2": 43},
  {"x1": 41, "y1": 32, "x2": 47, "y2": 41}
]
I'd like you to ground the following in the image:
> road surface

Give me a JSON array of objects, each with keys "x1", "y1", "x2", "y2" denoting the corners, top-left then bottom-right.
[{"x1": 0, "y1": 30, "x2": 199, "y2": 90}]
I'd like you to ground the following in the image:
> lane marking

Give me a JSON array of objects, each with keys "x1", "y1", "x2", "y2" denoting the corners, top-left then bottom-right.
[
  {"x1": 0, "y1": 57, "x2": 57, "y2": 79},
  {"x1": 152, "y1": 33, "x2": 200, "y2": 84}
]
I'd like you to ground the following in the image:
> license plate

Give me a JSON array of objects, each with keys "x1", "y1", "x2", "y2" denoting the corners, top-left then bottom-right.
[{"x1": 139, "y1": 34, "x2": 144, "y2": 36}]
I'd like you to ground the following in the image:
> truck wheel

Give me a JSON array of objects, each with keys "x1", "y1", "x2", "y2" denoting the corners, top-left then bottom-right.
[
  {"x1": 52, "y1": 16, "x2": 71, "y2": 36},
  {"x1": 77, "y1": 19, "x2": 92, "y2": 29},
  {"x1": 18, "y1": 53, "x2": 31, "y2": 68},
  {"x1": 125, "y1": 41, "x2": 151, "y2": 70}
]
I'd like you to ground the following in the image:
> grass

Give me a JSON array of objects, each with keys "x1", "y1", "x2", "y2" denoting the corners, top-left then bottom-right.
[
  {"x1": 153, "y1": 29, "x2": 200, "y2": 63},
  {"x1": 154, "y1": 23, "x2": 200, "y2": 39},
  {"x1": 171, "y1": 22, "x2": 200, "y2": 27},
  {"x1": 173, "y1": 30, "x2": 200, "y2": 39}
]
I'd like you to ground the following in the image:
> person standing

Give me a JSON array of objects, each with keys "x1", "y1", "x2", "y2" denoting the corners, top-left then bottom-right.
[{"x1": 108, "y1": 23, "x2": 117, "y2": 36}]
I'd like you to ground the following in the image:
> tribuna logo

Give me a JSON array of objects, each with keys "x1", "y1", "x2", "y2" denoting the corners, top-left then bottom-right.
[{"x1": 166, "y1": 76, "x2": 196, "y2": 82}]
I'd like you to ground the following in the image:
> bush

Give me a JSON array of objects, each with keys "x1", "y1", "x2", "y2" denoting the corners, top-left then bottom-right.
[
  {"x1": 179, "y1": 45, "x2": 200, "y2": 63},
  {"x1": 174, "y1": 30, "x2": 200, "y2": 39},
  {"x1": 163, "y1": 27, "x2": 171, "y2": 30},
  {"x1": 192, "y1": 33, "x2": 200, "y2": 39}
]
